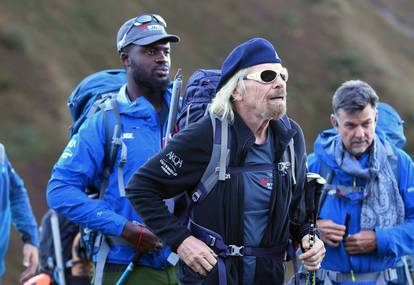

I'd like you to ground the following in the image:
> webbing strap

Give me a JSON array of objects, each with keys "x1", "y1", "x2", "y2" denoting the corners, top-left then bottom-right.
[
  {"x1": 402, "y1": 256, "x2": 414, "y2": 285},
  {"x1": 185, "y1": 104, "x2": 192, "y2": 128},
  {"x1": 227, "y1": 163, "x2": 275, "y2": 174},
  {"x1": 324, "y1": 184, "x2": 364, "y2": 195},
  {"x1": 191, "y1": 112, "x2": 230, "y2": 204},
  {"x1": 316, "y1": 268, "x2": 399, "y2": 284},
  {"x1": 94, "y1": 238, "x2": 110, "y2": 285},
  {"x1": 117, "y1": 140, "x2": 127, "y2": 197},
  {"x1": 94, "y1": 236, "x2": 130, "y2": 285},
  {"x1": 190, "y1": 220, "x2": 287, "y2": 285},
  {"x1": 87, "y1": 94, "x2": 109, "y2": 118},
  {"x1": 218, "y1": 116, "x2": 228, "y2": 181},
  {"x1": 289, "y1": 139, "x2": 296, "y2": 186}
]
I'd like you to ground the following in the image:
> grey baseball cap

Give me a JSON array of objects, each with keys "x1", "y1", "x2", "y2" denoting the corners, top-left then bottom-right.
[{"x1": 116, "y1": 14, "x2": 180, "y2": 52}]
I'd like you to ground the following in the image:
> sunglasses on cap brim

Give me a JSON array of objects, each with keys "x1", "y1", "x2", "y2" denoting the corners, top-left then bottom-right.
[
  {"x1": 117, "y1": 14, "x2": 167, "y2": 51},
  {"x1": 244, "y1": 68, "x2": 288, "y2": 84}
]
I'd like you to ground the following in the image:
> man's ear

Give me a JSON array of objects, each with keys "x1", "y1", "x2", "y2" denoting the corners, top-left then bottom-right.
[
  {"x1": 330, "y1": 114, "x2": 338, "y2": 128},
  {"x1": 120, "y1": 52, "x2": 130, "y2": 68},
  {"x1": 231, "y1": 87, "x2": 243, "y2": 102}
]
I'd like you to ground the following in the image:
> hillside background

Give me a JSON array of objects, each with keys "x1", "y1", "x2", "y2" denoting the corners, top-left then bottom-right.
[{"x1": 1, "y1": 0, "x2": 413, "y2": 283}]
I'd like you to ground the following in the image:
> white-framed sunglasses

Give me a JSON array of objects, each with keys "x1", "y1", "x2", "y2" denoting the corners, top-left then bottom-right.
[{"x1": 244, "y1": 68, "x2": 288, "y2": 84}]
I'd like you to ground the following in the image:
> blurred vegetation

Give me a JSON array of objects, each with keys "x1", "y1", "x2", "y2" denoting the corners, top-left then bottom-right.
[{"x1": 1, "y1": 0, "x2": 413, "y2": 283}]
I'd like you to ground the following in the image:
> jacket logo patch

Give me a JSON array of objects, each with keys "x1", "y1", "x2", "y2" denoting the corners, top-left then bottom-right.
[
  {"x1": 160, "y1": 158, "x2": 177, "y2": 176},
  {"x1": 122, "y1": 133, "x2": 134, "y2": 139},
  {"x1": 166, "y1": 151, "x2": 183, "y2": 168},
  {"x1": 160, "y1": 152, "x2": 183, "y2": 177},
  {"x1": 407, "y1": 187, "x2": 414, "y2": 193},
  {"x1": 61, "y1": 150, "x2": 73, "y2": 159},
  {"x1": 259, "y1": 177, "x2": 273, "y2": 190}
]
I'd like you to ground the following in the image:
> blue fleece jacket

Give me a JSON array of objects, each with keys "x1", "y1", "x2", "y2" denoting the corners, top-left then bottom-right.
[
  {"x1": 47, "y1": 85, "x2": 173, "y2": 268},
  {"x1": 0, "y1": 144, "x2": 39, "y2": 277}
]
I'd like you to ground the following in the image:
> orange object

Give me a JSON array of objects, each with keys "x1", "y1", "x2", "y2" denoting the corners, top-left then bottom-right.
[{"x1": 23, "y1": 273, "x2": 52, "y2": 285}]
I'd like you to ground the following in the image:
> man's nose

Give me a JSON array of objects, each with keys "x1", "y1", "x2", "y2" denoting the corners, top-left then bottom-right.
[
  {"x1": 354, "y1": 126, "x2": 365, "y2": 138},
  {"x1": 271, "y1": 76, "x2": 285, "y2": 89},
  {"x1": 155, "y1": 52, "x2": 168, "y2": 63}
]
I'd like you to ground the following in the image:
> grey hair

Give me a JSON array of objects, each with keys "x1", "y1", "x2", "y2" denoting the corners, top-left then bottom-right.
[
  {"x1": 211, "y1": 68, "x2": 247, "y2": 123},
  {"x1": 332, "y1": 80, "x2": 379, "y2": 115}
]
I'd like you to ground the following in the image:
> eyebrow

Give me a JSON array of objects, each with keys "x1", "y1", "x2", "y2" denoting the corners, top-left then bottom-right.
[{"x1": 343, "y1": 118, "x2": 372, "y2": 126}]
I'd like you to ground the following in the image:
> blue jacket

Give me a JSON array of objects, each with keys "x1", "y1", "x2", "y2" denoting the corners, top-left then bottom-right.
[
  {"x1": 308, "y1": 130, "x2": 414, "y2": 284},
  {"x1": 47, "y1": 85, "x2": 173, "y2": 268},
  {"x1": 0, "y1": 143, "x2": 39, "y2": 277}
]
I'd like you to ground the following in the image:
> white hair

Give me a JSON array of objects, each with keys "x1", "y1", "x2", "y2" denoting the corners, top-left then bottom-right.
[{"x1": 211, "y1": 69, "x2": 247, "y2": 123}]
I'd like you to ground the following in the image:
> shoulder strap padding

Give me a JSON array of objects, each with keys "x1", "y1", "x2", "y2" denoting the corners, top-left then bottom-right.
[
  {"x1": 99, "y1": 97, "x2": 125, "y2": 199},
  {"x1": 191, "y1": 110, "x2": 230, "y2": 203}
]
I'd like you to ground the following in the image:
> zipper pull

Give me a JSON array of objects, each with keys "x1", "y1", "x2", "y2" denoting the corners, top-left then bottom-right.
[{"x1": 351, "y1": 270, "x2": 356, "y2": 282}]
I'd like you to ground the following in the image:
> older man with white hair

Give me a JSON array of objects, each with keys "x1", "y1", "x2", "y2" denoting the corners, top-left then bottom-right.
[{"x1": 126, "y1": 38, "x2": 325, "y2": 285}]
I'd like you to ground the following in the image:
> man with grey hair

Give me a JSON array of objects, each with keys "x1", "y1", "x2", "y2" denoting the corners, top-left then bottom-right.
[
  {"x1": 308, "y1": 80, "x2": 414, "y2": 284},
  {"x1": 126, "y1": 38, "x2": 325, "y2": 285}
]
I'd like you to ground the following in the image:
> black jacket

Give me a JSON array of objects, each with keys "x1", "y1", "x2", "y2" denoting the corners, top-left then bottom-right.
[{"x1": 126, "y1": 113, "x2": 308, "y2": 285}]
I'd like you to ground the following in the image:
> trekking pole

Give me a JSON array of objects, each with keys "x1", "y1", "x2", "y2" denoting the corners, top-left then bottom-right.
[
  {"x1": 115, "y1": 253, "x2": 141, "y2": 285},
  {"x1": 164, "y1": 68, "x2": 183, "y2": 146},
  {"x1": 50, "y1": 210, "x2": 66, "y2": 285},
  {"x1": 305, "y1": 173, "x2": 326, "y2": 285}
]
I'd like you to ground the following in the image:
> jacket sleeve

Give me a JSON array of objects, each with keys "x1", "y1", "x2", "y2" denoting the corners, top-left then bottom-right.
[
  {"x1": 8, "y1": 158, "x2": 40, "y2": 247},
  {"x1": 375, "y1": 149, "x2": 414, "y2": 257},
  {"x1": 47, "y1": 114, "x2": 127, "y2": 237},
  {"x1": 126, "y1": 118, "x2": 213, "y2": 251}
]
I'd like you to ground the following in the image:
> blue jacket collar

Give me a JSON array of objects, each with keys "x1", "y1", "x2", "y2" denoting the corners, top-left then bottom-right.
[{"x1": 116, "y1": 84, "x2": 172, "y2": 116}]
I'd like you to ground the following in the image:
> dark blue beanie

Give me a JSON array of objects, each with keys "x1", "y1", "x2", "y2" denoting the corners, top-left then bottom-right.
[{"x1": 216, "y1": 38, "x2": 282, "y2": 92}]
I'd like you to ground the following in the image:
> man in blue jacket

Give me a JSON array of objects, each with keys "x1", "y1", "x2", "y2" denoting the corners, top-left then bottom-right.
[
  {"x1": 0, "y1": 143, "x2": 39, "y2": 285},
  {"x1": 308, "y1": 80, "x2": 414, "y2": 284},
  {"x1": 47, "y1": 13, "x2": 180, "y2": 285}
]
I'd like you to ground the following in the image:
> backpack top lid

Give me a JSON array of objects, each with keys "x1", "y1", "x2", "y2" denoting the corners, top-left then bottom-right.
[
  {"x1": 176, "y1": 69, "x2": 221, "y2": 130},
  {"x1": 67, "y1": 69, "x2": 127, "y2": 136},
  {"x1": 376, "y1": 102, "x2": 406, "y2": 149},
  {"x1": 182, "y1": 69, "x2": 221, "y2": 104}
]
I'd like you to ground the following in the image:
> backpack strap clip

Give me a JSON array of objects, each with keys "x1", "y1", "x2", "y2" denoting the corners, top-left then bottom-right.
[{"x1": 278, "y1": 161, "x2": 291, "y2": 176}]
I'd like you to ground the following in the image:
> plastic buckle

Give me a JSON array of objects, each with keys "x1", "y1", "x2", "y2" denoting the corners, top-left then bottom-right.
[
  {"x1": 277, "y1": 162, "x2": 291, "y2": 176},
  {"x1": 227, "y1": 245, "x2": 244, "y2": 256},
  {"x1": 327, "y1": 270, "x2": 342, "y2": 283},
  {"x1": 208, "y1": 235, "x2": 216, "y2": 247},
  {"x1": 191, "y1": 191, "x2": 201, "y2": 203},
  {"x1": 384, "y1": 268, "x2": 398, "y2": 282}
]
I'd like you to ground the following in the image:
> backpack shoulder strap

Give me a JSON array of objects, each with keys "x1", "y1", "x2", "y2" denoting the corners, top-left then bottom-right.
[
  {"x1": 388, "y1": 153, "x2": 400, "y2": 186},
  {"x1": 280, "y1": 116, "x2": 296, "y2": 187},
  {"x1": 288, "y1": 139, "x2": 296, "y2": 186},
  {"x1": 316, "y1": 160, "x2": 334, "y2": 213},
  {"x1": 190, "y1": 110, "x2": 230, "y2": 204},
  {"x1": 99, "y1": 96, "x2": 125, "y2": 199}
]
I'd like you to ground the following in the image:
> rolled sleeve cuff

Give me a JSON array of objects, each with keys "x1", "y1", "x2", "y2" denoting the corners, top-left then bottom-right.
[{"x1": 21, "y1": 232, "x2": 40, "y2": 247}]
